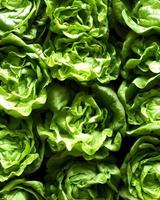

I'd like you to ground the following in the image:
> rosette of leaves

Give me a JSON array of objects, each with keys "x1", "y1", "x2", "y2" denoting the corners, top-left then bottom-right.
[
  {"x1": 44, "y1": 34, "x2": 121, "y2": 83},
  {"x1": 44, "y1": 0, "x2": 109, "y2": 39},
  {"x1": 46, "y1": 157, "x2": 121, "y2": 200},
  {"x1": 112, "y1": 0, "x2": 160, "y2": 34},
  {"x1": 0, "y1": 33, "x2": 50, "y2": 117},
  {"x1": 0, "y1": 0, "x2": 46, "y2": 39},
  {"x1": 118, "y1": 73, "x2": 160, "y2": 135},
  {"x1": 37, "y1": 82, "x2": 126, "y2": 160},
  {"x1": 0, "y1": 179, "x2": 46, "y2": 199},
  {"x1": 121, "y1": 32, "x2": 160, "y2": 80},
  {"x1": 0, "y1": 113, "x2": 43, "y2": 182},
  {"x1": 120, "y1": 136, "x2": 160, "y2": 200}
]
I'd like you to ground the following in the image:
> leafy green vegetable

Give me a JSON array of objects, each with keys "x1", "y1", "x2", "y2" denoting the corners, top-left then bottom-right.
[
  {"x1": 120, "y1": 136, "x2": 160, "y2": 200},
  {"x1": 0, "y1": 0, "x2": 42, "y2": 38},
  {"x1": 0, "y1": 179, "x2": 45, "y2": 200},
  {"x1": 114, "y1": 0, "x2": 160, "y2": 34},
  {"x1": 37, "y1": 82, "x2": 126, "y2": 160},
  {"x1": 46, "y1": 157, "x2": 120, "y2": 200},
  {"x1": 43, "y1": 0, "x2": 121, "y2": 83},
  {"x1": 2, "y1": 0, "x2": 160, "y2": 199},
  {"x1": 0, "y1": 33, "x2": 50, "y2": 117},
  {"x1": 45, "y1": 0, "x2": 109, "y2": 39},
  {"x1": 0, "y1": 113, "x2": 43, "y2": 182},
  {"x1": 121, "y1": 32, "x2": 160, "y2": 79},
  {"x1": 44, "y1": 34, "x2": 120, "y2": 83},
  {"x1": 118, "y1": 74, "x2": 160, "y2": 135}
]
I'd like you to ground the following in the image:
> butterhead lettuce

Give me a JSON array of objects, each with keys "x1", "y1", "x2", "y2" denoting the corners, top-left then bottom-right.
[
  {"x1": 0, "y1": 113, "x2": 43, "y2": 182},
  {"x1": 46, "y1": 157, "x2": 121, "y2": 200},
  {"x1": 0, "y1": 33, "x2": 50, "y2": 117},
  {"x1": 120, "y1": 136, "x2": 160, "y2": 200},
  {"x1": 45, "y1": 34, "x2": 121, "y2": 83},
  {"x1": 37, "y1": 82, "x2": 126, "y2": 160},
  {"x1": 113, "y1": 0, "x2": 160, "y2": 34},
  {"x1": 0, "y1": 179, "x2": 46, "y2": 200},
  {"x1": 45, "y1": 0, "x2": 109, "y2": 39}
]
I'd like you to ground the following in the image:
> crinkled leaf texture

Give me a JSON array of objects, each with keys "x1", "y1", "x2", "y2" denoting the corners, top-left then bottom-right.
[
  {"x1": 0, "y1": 114, "x2": 43, "y2": 182},
  {"x1": 44, "y1": 0, "x2": 109, "y2": 39},
  {"x1": 0, "y1": 0, "x2": 42, "y2": 37},
  {"x1": 43, "y1": 0, "x2": 120, "y2": 84},
  {"x1": 120, "y1": 136, "x2": 160, "y2": 200},
  {"x1": 45, "y1": 35, "x2": 120, "y2": 83},
  {"x1": 0, "y1": 179, "x2": 46, "y2": 200},
  {"x1": 37, "y1": 82, "x2": 126, "y2": 160},
  {"x1": 114, "y1": 0, "x2": 160, "y2": 34},
  {"x1": 121, "y1": 32, "x2": 160, "y2": 79},
  {"x1": 118, "y1": 74, "x2": 160, "y2": 135},
  {"x1": 46, "y1": 157, "x2": 120, "y2": 200},
  {"x1": 0, "y1": 33, "x2": 50, "y2": 117}
]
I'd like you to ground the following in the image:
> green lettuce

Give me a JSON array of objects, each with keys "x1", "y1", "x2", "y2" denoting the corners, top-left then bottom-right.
[
  {"x1": 114, "y1": 0, "x2": 160, "y2": 34},
  {"x1": 118, "y1": 74, "x2": 160, "y2": 135},
  {"x1": 0, "y1": 179, "x2": 46, "y2": 200},
  {"x1": 44, "y1": 0, "x2": 108, "y2": 39},
  {"x1": 121, "y1": 32, "x2": 160, "y2": 79},
  {"x1": 0, "y1": 113, "x2": 43, "y2": 182},
  {"x1": 37, "y1": 82, "x2": 126, "y2": 160},
  {"x1": 44, "y1": 34, "x2": 120, "y2": 83},
  {"x1": 120, "y1": 136, "x2": 160, "y2": 200},
  {"x1": 43, "y1": 0, "x2": 120, "y2": 83},
  {"x1": 0, "y1": 0, "x2": 42, "y2": 38},
  {"x1": 46, "y1": 157, "x2": 120, "y2": 200},
  {"x1": 0, "y1": 33, "x2": 50, "y2": 117}
]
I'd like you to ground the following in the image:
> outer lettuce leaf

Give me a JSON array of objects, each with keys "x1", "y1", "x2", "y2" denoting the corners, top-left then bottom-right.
[
  {"x1": 44, "y1": 34, "x2": 121, "y2": 83},
  {"x1": 0, "y1": 113, "x2": 43, "y2": 182},
  {"x1": 0, "y1": 33, "x2": 50, "y2": 117},
  {"x1": 21, "y1": 1, "x2": 48, "y2": 42},
  {"x1": 115, "y1": 0, "x2": 160, "y2": 34},
  {"x1": 120, "y1": 136, "x2": 160, "y2": 200},
  {"x1": 108, "y1": 1, "x2": 129, "y2": 41},
  {"x1": 37, "y1": 83, "x2": 126, "y2": 160},
  {"x1": 111, "y1": 0, "x2": 127, "y2": 25},
  {"x1": 44, "y1": 0, "x2": 109, "y2": 39},
  {"x1": 0, "y1": 0, "x2": 41, "y2": 38},
  {"x1": 118, "y1": 74, "x2": 160, "y2": 135},
  {"x1": 0, "y1": 179, "x2": 46, "y2": 200},
  {"x1": 46, "y1": 157, "x2": 120, "y2": 200},
  {"x1": 121, "y1": 32, "x2": 160, "y2": 79}
]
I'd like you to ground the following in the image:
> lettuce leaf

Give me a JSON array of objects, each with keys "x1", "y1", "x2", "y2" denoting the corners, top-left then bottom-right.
[
  {"x1": 0, "y1": 179, "x2": 46, "y2": 200},
  {"x1": 116, "y1": 0, "x2": 160, "y2": 34},
  {"x1": 37, "y1": 82, "x2": 126, "y2": 160},
  {"x1": 46, "y1": 157, "x2": 120, "y2": 200},
  {"x1": 0, "y1": 0, "x2": 41, "y2": 37},
  {"x1": 0, "y1": 113, "x2": 43, "y2": 182},
  {"x1": 45, "y1": 0, "x2": 109, "y2": 39},
  {"x1": 120, "y1": 136, "x2": 160, "y2": 200},
  {"x1": 0, "y1": 33, "x2": 50, "y2": 117},
  {"x1": 45, "y1": 34, "x2": 121, "y2": 83},
  {"x1": 121, "y1": 32, "x2": 160, "y2": 79}
]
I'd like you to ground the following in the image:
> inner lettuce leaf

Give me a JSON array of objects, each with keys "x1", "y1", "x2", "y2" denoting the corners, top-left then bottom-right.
[
  {"x1": 0, "y1": 179, "x2": 46, "y2": 200},
  {"x1": 37, "y1": 82, "x2": 126, "y2": 160},
  {"x1": 121, "y1": 32, "x2": 160, "y2": 80},
  {"x1": 120, "y1": 136, "x2": 160, "y2": 200},
  {"x1": 46, "y1": 157, "x2": 121, "y2": 200},
  {"x1": 44, "y1": 0, "x2": 109, "y2": 39},
  {"x1": 44, "y1": 33, "x2": 121, "y2": 83},
  {"x1": 118, "y1": 74, "x2": 160, "y2": 135},
  {"x1": 114, "y1": 0, "x2": 160, "y2": 34},
  {"x1": 0, "y1": 33, "x2": 50, "y2": 117},
  {"x1": 0, "y1": 113, "x2": 44, "y2": 182}
]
